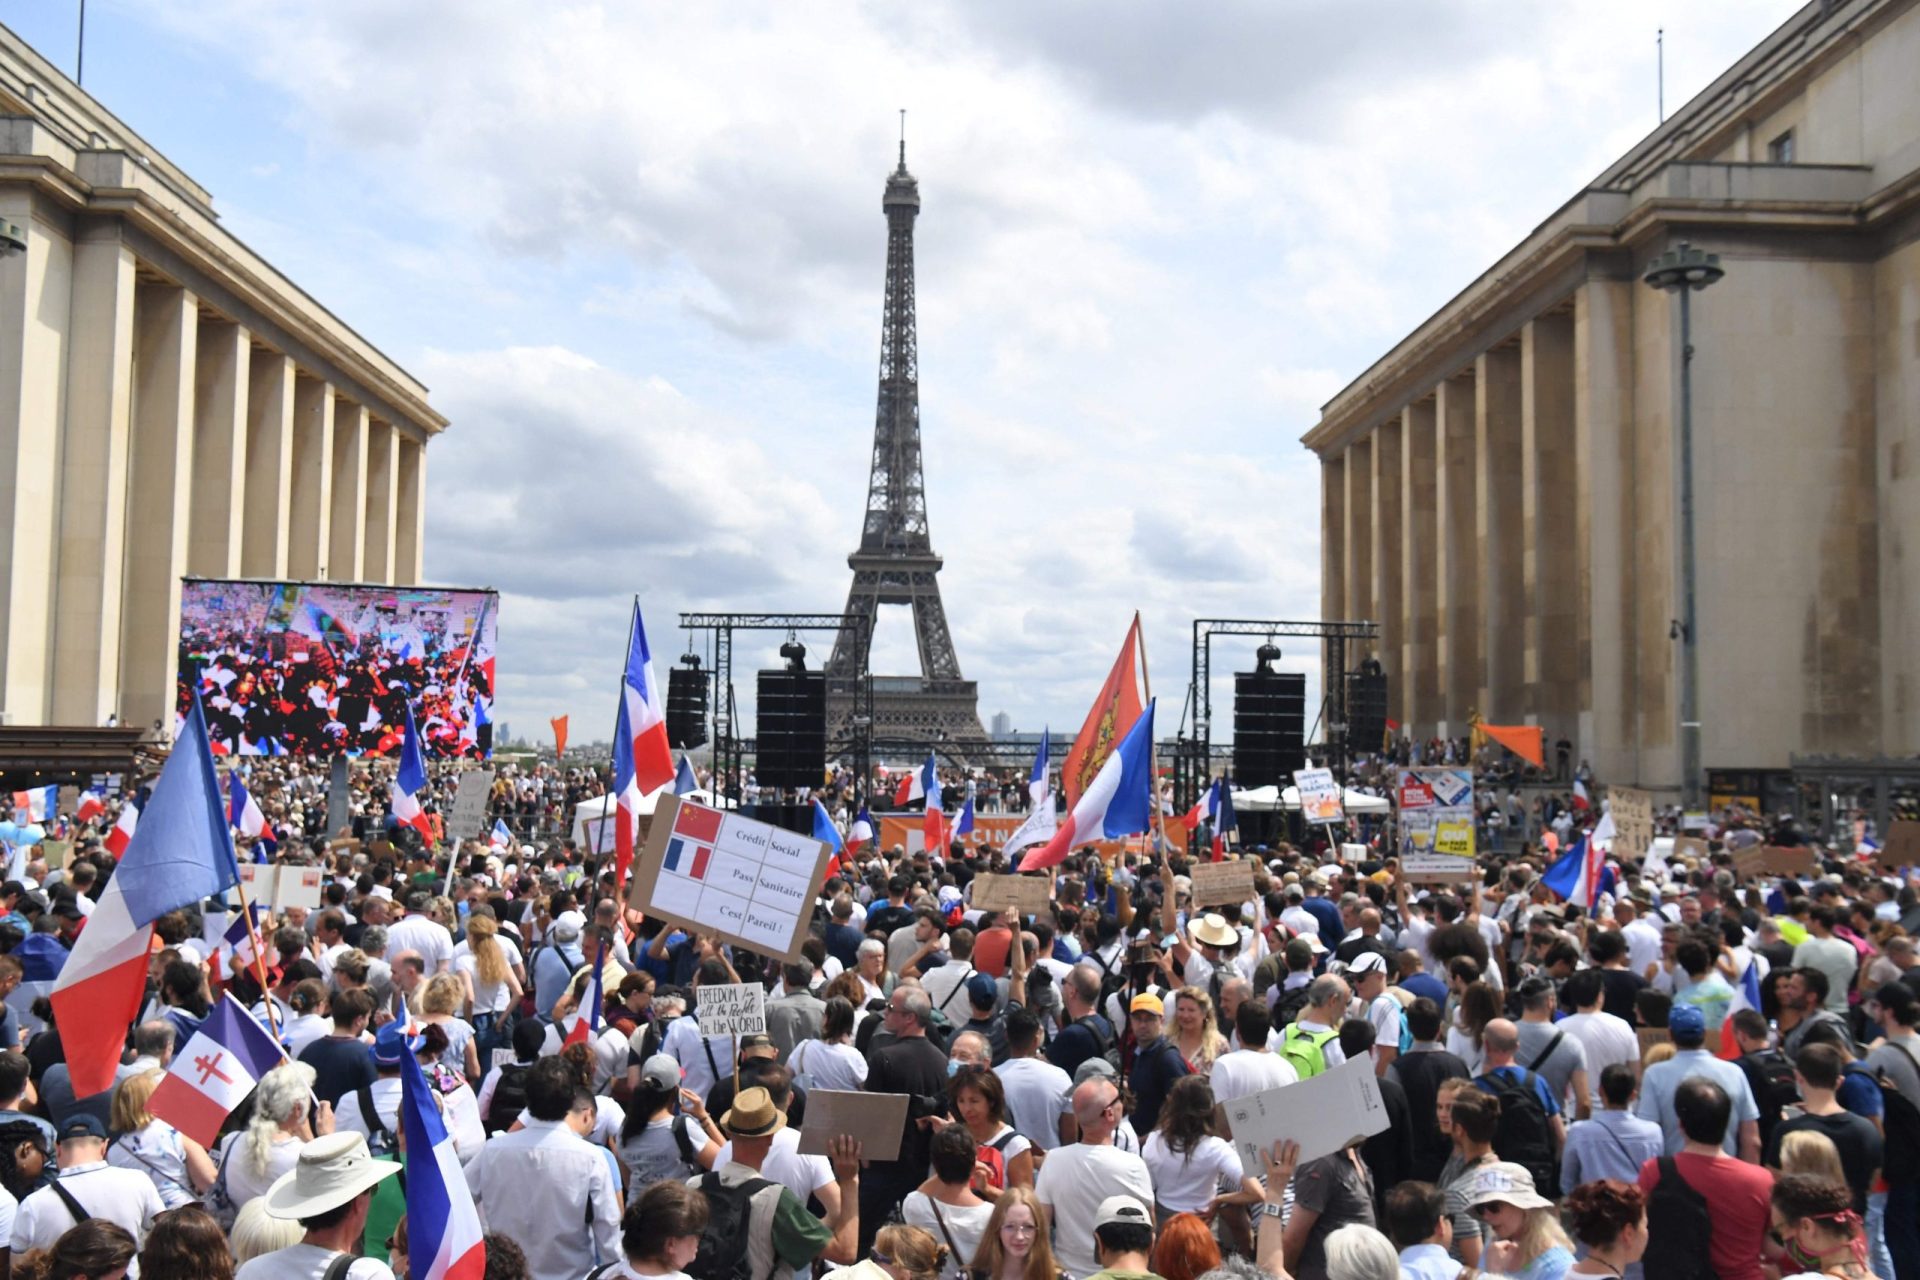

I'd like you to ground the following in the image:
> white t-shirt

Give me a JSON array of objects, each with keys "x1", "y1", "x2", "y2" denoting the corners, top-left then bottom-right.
[
  {"x1": 1033, "y1": 1142, "x2": 1155, "y2": 1280},
  {"x1": 714, "y1": 1127, "x2": 833, "y2": 1206},
  {"x1": 456, "y1": 950, "x2": 515, "y2": 1015},
  {"x1": 236, "y1": 1242, "x2": 397, "y2": 1279},
  {"x1": 1206, "y1": 1049, "x2": 1299, "y2": 1104},
  {"x1": 1559, "y1": 1010, "x2": 1642, "y2": 1106},
  {"x1": 902, "y1": 1191, "x2": 994, "y2": 1280},
  {"x1": 386, "y1": 913, "x2": 455, "y2": 974},
  {"x1": 981, "y1": 1122, "x2": 1032, "y2": 1169},
  {"x1": 790, "y1": 1039, "x2": 868, "y2": 1092},
  {"x1": 215, "y1": 1132, "x2": 304, "y2": 1212},
  {"x1": 282, "y1": 1012, "x2": 332, "y2": 1058},
  {"x1": 1141, "y1": 1131, "x2": 1245, "y2": 1212},
  {"x1": 995, "y1": 1057, "x2": 1074, "y2": 1151}
]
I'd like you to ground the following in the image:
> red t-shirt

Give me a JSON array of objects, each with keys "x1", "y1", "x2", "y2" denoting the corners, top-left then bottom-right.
[
  {"x1": 972, "y1": 926, "x2": 1013, "y2": 978},
  {"x1": 1637, "y1": 1152, "x2": 1774, "y2": 1280}
]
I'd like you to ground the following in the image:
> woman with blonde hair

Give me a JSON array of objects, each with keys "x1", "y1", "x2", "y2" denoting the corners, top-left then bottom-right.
[
  {"x1": 1171, "y1": 987, "x2": 1228, "y2": 1077},
  {"x1": 106, "y1": 1069, "x2": 214, "y2": 1207},
  {"x1": 230, "y1": 1196, "x2": 304, "y2": 1265},
  {"x1": 968, "y1": 1187, "x2": 1062, "y2": 1280},
  {"x1": 824, "y1": 1223, "x2": 947, "y2": 1280},
  {"x1": 419, "y1": 970, "x2": 482, "y2": 1083},
  {"x1": 456, "y1": 911, "x2": 523, "y2": 1061},
  {"x1": 210, "y1": 1059, "x2": 329, "y2": 1218},
  {"x1": 1781, "y1": 1130, "x2": 1850, "y2": 1186},
  {"x1": 1460, "y1": 1162, "x2": 1574, "y2": 1280}
]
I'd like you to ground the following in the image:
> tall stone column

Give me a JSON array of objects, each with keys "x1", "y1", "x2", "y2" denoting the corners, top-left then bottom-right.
[
  {"x1": 1523, "y1": 313, "x2": 1578, "y2": 744},
  {"x1": 288, "y1": 376, "x2": 334, "y2": 579},
  {"x1": 51, "y1": 226, "x2": 137, "y2": 725},
  {"x1": 1371, "y1": 417, "x2": 1404, "y2": 724},
  {"x1": 1344, "y1": 436, "x2": 1374, "y2": 623},
  {"x1": 242, "y1": 349, "x2": 294, "y2": 578},
  {"x1": 364, "y1": 417, "x2": 398, "y2": 582},
  {"x1": 1574, "y1": 278, "x2": 1639, "y2": 779},
  {"x1": 329, "y1": 399, "x2": 367, "y2": 581},
  {"x1": 188, "y1": 320, "x2": 249, "y2": 578},
  {"x1": 120, "y1": 285, "x2": 198, "y2": 731},
  {"x1": 1322, "y1": 455, "x2": 1347, "y2": 624},
  {"x1": 1434, "y1": 371, "x2": 1479, "y2": 731},
  {"x1": 1400, "y1": 400, "x2": 1438, "y2": 732},
  {"x1": 396, "y1": 434, "x2": 426, "y2": 585},
  {"x1": 1476, "y1": 346, "x2": 1523, "y2": 720},
  {"x1": 0, "y1": 193, "x2": 72, "y2": 726}
]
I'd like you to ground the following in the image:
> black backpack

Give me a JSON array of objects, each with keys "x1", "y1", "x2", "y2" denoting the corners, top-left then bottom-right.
[
  {"x1": 1479, "y1": 1070, "x2": 1559, "y2": 1193},
  {"x1": 1073, "y1": 1014, "x2": 1122, "y2": 1074},
  {"x1": 690, "y1": 1171, "x2": 777, "y2": 1280},
  {"x1": 1741, "y1": 1048, "x2": 1801, "y2": 1148},
  {"x1": 1877, "y1": 1043, "x2": 1920, "y2": 1184},
  {"x1": 484, "y1": 1062, "x2": 530, "y2": 1135},
  {"x1": 1643, "y1": 1156, "x2": 1718, "y2": 1280},
  {"x1": 1271, "y1": 983, "x2": 1313, "y2": 1030}
]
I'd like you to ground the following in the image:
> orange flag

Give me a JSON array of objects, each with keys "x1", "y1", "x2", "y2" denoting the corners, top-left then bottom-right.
[
  {"x1": 551, "y1": 715, "x2": 569, "y2": 757},
  {"x1": 1062, "y1": 615, "x2": 1145, "y2": 806},
  {"x1": 1475, "y1": 722, "x2": 1545, "y2": 768}
]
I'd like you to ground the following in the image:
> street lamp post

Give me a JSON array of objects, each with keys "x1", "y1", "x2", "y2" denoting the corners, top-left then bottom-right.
[{"x1": 1642, "y1": 241, "x2": 1724, "y2": 814}]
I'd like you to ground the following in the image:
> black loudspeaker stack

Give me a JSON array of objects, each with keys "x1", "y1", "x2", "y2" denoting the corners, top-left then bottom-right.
[
  {"x1": 666, "y1": 667, "x2": 709, "y2": 750},
  {"x1": 1232, "y1": 671, "x2": 1306, "y2": 788},
  {"x1": 1346, "y1": 670, "x2": 1389, "y2": 753},
  {"x1": 754, "y1": 670, "x2": 826, "y2": 789}
]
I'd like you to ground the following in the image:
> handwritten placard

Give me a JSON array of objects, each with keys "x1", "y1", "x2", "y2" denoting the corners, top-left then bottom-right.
[
  {"x1": 1293, "y1": 768, "x2": 1344, "y2": 825},
  {"x1": 970, "y1": 872, "x2": 1054, "y2": 918},
  {"x1": 1188, "y1": 859, "x2": 1256, "y2": 909},
  {"x1": 696, "y1": 982, "x2": 766, "y2": 1039},
  {"x1": 1610, "y1": 786, "x2": 1655, "y2": 859},
  {"x1": 1877, "y1": 821, "x2": 1920, "y2": 872}
]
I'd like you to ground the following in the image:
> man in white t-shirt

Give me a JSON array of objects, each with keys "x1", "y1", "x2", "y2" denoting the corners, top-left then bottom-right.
[
  {"x1": 1347, "y1": 952, "x2": 1402, "y2": 1076},
  {"x1": 237, "y1": 1132, "x2": 400, "y2": 1279},
  {"x1": 1208, "y1": 1001, "x2": 1299, "y2": 1105},
  {"x1": 1034, "y1": 1078, "x2": 1156, "y2": 1280},
  {"x1": 1555, "y1": 969, "x2": 1640, "y2": 1112},
  {"x1": 997, "y1": 1008, "x2": 1075, "y2": 1151},
  {"x1": 383, "y1": 891, "x2": 454, "y2": 976}
]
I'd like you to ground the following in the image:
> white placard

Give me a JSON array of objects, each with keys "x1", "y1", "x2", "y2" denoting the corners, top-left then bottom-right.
[
  {"x1": 1294, "y1": 768, "x2": 1344, "y2": 825},
  {"x1": 1220, "y1": 1055, "x2": 1392, "y2": 1176},
  {"x1": 273, "y1": 866, "x2": 324, "y2": 912},
  {"x1": 695, "y1": 982, "x2": 765, "y2": 1038},
  {"x1": 449, "y1": 769, "x2": 495, "y2": 843}
]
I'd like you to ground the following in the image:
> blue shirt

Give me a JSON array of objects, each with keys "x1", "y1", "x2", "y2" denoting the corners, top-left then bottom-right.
[
  {"x1": 1560, "y1": 1109, "x2": 1665, "y2": 1195},
  {"x1": 1397, "y1": 972, "x2": 1448, "y2": 1007},
  {"x1": 1301, "y1": 897, "x2": 1343, "y2": 948},
  {"x1": 1634, "y1": 1048, "x2": 1760, "y2": 1155},
  {"x1": 1475, "y1": 1064, "x2": 1561, "y2": 1115}
]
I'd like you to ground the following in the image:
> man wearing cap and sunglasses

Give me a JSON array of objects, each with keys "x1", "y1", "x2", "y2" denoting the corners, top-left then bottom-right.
[
  {"x1": 237, "y1": 1131, "x2": 400, "y2": 1279},
  {"x1": 10, "y1": 1112, "x2": 164, "y2": 1255},
  {"x1": 1036, "y1": 1078, "x2": 1155, "y2": 1280}
]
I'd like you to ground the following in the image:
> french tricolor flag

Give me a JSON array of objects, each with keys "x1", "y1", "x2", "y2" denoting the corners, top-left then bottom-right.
[
  {"x1": 847, "y1": 804, "x2": 874, "y2": 856},
  {"x1": 10, "y1": 787, "x2": 54, "y2": 824},
  {"x1": 1541, "y1": 834, "x2": 1614, "y2": 909},
  {"x1": 956, "y1": 796, "x2": 975, "y2": 840},
  {"x1": 1209, "y1": 777, "x2": 1237, "y2": 862},
  {"x1": 563, "y1": 939, "x2": 607, "y2": 1048},
  {"x1": 611, "y1": 695, "x2": 643, "y2": 893},
  {"x1": 389, "y1": 701, "x2": 433, "y2": 841},
  {"x1": 227, "y1": 774, "x2": 273, "y2": 863},
  {"x1": 622, "y1": 602, "x2": 676, "y2": 795},
  {"x1": 400, "y1": 1024, "x2": 487, "y2": 1280},
  {"x1": 894, "y1": 753, "x2": 936, "y2": 806},
  {"x1": 214, "y1": 904, "x2": 266, "y2": 988},
  {"x1": 52, "y1": 694, "x2": 242, "y2": 1096},
  {"x1": 812, "y1": 798, "x2": 847, "y2": 880},
  {"x1": 489, "y1": 818, "x2": 512, "y2": 849},
  {"x1": 1717, "y1": 958, "x2": 1765, "y2": 1061},
  {"x1": 1021, "y1": 701, "x2": 1157, "y2": 872},
  {"x1": 148, "y1": 994, "x2": 283, "y2": 1147},
  {"x1": 74, "y1": 791, "x2": 106, "y2": 825},
  {"x1": 105, "y1": 798, "x2": 139, "y2": 859},
  {"x1": 923, "y1": 760, "x2": 946, "y2": 854},
  {"x1": 673, "y1": 755, "x2": 699, "y2": 796}
]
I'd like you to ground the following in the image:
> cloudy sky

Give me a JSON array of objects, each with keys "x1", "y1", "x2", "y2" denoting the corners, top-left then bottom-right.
[{"x1": 13, "y1": 1, "x2": 1802, "y2": 749}]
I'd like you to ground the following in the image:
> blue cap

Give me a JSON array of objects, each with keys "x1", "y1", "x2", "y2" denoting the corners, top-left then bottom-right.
[
  {"x1": 372, "y1": 1019, "x2": 415, "y2": 1067},
  {"x1": 966, "y1": 972, "x2": 999, "y2": 1008},
  {"x1": 1668, "y1": 1003, "x2": 1706, "y2": 1042},
  {"x1": 57, "y1": 1113, "x2": 105, "y2": 1142}
]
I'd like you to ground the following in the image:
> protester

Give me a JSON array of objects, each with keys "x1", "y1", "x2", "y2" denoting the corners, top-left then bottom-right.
[
  {"x1": 607, "y1": 1179, "x2": 708, "y2": 1280},
  {"x1": 1284, "y1": 1139, "x2": 1376, "y2": 1280},
  {"x1": 689, "y1": 1086, "x2": 861, "y2": 1280},
  {"x1": 967, "y1": 1185, "x2": 1058, "y2": 1280},
  {"x1": 104, "y1": 1070, "x2": 213, "y2": 1210},
  {"x1": 1634, "y1": 1004, "x2": 1761, "y2": 1159},
  {"x1": 11, "y1": 1114, "x2": 164, "y2": 1253},
  {"x1": 138, "y1": 1205, "x2": 237, "y2": 1280},
  {"x1": 1456, "y1": 1162, "x2": 1574, "y2": 1280},
  {"x1": 1140, "y1": 1075, "x2": 1262, "y2": 1234},
  {"x1": 239, "y1": 1132, "x2": 399, "y2": 1279},
  {"x1": 1561, "y1": 1180, "x2": 1647, "y2": 1280},
  {"x1": 1636, "y1": 1078, "x2": 1773, "y2": 1280},
  {"x1": 1771, "y1": 1171, "x2": 1876, "y2": 1280},
  {"x1": 903, "y1": 1126, "x2": 993, "y2": 1280},
  {"x1": 1034, "y1": 1078, "x2": 1155, "y2": 1280}
]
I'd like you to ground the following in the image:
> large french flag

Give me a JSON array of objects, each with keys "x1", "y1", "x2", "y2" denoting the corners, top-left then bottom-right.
[
  {"x1": 400, "y1": 1026, "x2": 486, "y2": 1280},
  {"x1": 1541, "y1": 835, "x2": 1613, "y2": 909},
  {"x1": 389, "y1": 701, "x2": 433, "y2": 841},
  {"x1": 623, "y1": 602, "x2": 676, "y2": 795},
  {"x1": 611, "y1": 695, "x2": 643, "y2": 892},
  {"x1": 1021, "y1": 701, "x2": 1156, "y2": 872},
  {"x1": 1003, "y1": 732, "x2": 1055, "y2": 862},
  {"x1": 149, "y1": 994, "x2": 283, "y2": 1147},
  {"x1": 53, "y1": 695, "x2": 242, "y2": 1097},
  {"x1": 895, "y1": 753, "x2": 937, "y2": 806},
  {"x1": 564, "y1": 939, "x2": 608, "y2": 1049}
]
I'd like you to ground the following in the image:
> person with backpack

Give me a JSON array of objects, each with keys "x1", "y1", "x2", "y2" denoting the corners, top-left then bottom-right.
[
  {"x1": 1123, "y1": 993, "x2": 1190, "y2": 1138},
  {"x1": 1636, "y1": 1077, "x2": 1774, "y2": 1280},
  {"x1": 1635, "y1": 1004, "x2": 1761, "y2": 1160},
  {"x1": 1471, "y1": 1019, "x2": 1565, "y2": 1197},
  {"x1": 1862, "y1": 981, "x2": 1920, "y2": 1280},
  {"x1": 1512, "y1": 975, "x2": 1590, "y2": 1120},
  {"x1": 476, "y1": 1018, "x2": 547, "y2": 1136},
  {"x1": 10, "y1": 1113, "x2": 164, "y2": 1254},
  {"x1": 1348, "y1": 953, "x2": 1407, "y2": 1076},
  {"x1": 1047, "y1": 965, "x2": 1118, "y2": 1080},
  {"x1": 1279, "y1": 975, "x2": 1350, "y2": 1081},
  {"x1": 617, "y1": 1052, "x2": 720, "y2": 1187},
  {"x1": 1728, "y1": 1008, "x2": 1801, "y2": 1153},
  {"x1": 1267, "y1": 936, "x2": 1321, "y2": 1030},
  {"x1": 1396, "y1": 998, "x2": 1471, "y2": 1184},
  {"x1": 686, "y1": 1086, "x2": 862, "y2": 1280},
  {"x1": 1763, "y1": 1044, "x2": 1883, "y2": 1216}
]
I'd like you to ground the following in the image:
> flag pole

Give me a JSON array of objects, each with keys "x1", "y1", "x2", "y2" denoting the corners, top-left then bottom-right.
[
  {"x1": 610, "y1": 598, "x2": 640, "y2": 901},
  {"x1": 230, "y1": 873, "x2": 283, "y2": 1047},
  {"x1": 1132, "y1": 612, "x2": 1166, "y2": 852}
]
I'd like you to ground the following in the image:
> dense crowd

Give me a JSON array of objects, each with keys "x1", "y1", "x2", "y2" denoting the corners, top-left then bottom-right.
[{"x1": 0, "y1": 771, "x2": 1913, "y2": 1280}]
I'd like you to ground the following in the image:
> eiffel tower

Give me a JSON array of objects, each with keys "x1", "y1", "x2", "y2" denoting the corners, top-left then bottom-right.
[{"x1": 825, "y1": 139, "x2": 988, "y2": 757}]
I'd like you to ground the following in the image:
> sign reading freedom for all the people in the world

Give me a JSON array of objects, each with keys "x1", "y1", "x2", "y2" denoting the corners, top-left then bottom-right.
[
  {"x1": 694, "y1": 983, "x2": 766, "y2": 1039},
  {"x1": 628, "y1": 794, "x2": 836, "y2": 964}
]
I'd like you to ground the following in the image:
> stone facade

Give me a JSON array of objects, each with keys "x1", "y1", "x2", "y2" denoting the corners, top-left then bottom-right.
[
  {"x1": 1303, "y1": 0, "x2": 1920, "y2": 794},
  {"x1": 0, "y1": 28, "x2": 445, "y2": 735}
]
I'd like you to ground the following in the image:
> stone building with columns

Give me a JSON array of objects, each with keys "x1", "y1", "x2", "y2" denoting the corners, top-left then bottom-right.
[
  {"x1": 1303, "y1": 0, "x2": 1920, "y2": 801},
  {"x1": 0, "y1": 25, "x2": 445, "y2": 740}
]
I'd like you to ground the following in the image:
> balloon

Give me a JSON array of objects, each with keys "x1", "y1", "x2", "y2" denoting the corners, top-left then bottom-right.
[
  {"x1": 0, "y1": 821, "x2": 15, "y2": 842},
  {"x1": 15, "y1": 825, "x2": 43, "y2": 846}
]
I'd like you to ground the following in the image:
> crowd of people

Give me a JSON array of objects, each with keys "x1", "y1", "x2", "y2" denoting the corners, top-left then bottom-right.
[{"x1": 0, "y1": 762, "x2": 1915, "y2": 1280}]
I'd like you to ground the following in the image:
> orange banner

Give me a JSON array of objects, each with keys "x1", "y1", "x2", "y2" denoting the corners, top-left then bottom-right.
[
  {"x1": 551, "y1": 715, "x2": 569, "y2": 757},
  {"x1": 1475, "y1": 722, "x2": 1544, "y2": 768},
  {"x1": 875, "y1": 811, "x2": 1186, "y2": 857},
  {"x1": 1063, "y1": 615, "x2": 1144, "y2": 807}
]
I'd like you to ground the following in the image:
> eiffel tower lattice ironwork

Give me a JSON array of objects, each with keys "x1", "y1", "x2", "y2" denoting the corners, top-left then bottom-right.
[{"x1": 826, "y1": 139, "x2": 988, "y2": 758}]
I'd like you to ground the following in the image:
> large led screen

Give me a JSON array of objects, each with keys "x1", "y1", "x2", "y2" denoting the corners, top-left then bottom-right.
[{"x1": 177, "y1": 579, "x2": 498, "y2": 758}]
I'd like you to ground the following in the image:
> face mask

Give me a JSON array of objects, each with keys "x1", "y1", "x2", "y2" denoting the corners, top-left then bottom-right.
[{"x1": 947, "y1": 1057, "x2": 964, "y2": 1077}]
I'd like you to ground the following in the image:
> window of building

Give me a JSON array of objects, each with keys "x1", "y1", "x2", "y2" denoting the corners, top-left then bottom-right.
[{"x1": 1768, "y1": 129, "x2": 1796, "y2": 164}]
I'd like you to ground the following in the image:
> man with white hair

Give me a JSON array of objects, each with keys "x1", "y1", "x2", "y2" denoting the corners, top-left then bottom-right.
[{"x1": 949, "y1": 1029, "x2": 994, "y2": 1070}]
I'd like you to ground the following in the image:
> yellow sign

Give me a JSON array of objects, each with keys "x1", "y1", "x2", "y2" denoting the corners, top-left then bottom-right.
[{"x1": 1434, "y1": 820, "x2": 1476, "y2": 858}]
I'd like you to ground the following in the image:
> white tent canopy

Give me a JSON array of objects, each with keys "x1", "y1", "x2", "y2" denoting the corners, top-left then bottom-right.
[
  {"x1": 569, "y1": 788, "x2": 735, "y2": 849},
  {"x1": 1230, "y1": 785, "x2": 1391, "y2": 815}
]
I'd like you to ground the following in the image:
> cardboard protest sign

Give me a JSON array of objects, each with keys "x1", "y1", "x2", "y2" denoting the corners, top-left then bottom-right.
[
  {"x1": 971, "y1": 873, "x2": 1054, "y2": 918},
  {"x1": 448, "y1": 769, "x2": 495, "y2": 842},
  {"x1": 40, "y1": 840, "x2": 68, "y2": 870},
  {"x1": 1877, "y1": 821, "x2": 1920, "y2": 871},
  {"x1": 273, "y1": 866, "x2": 324, "y2": 912},
  {"x1": 1730, "y1": 844, "x2": 1819, "y2": 879},
  {"x1": 1672, "y1": 836, "x2": 1710, "y2": 865},
  {"x1": 797, "y1": 1090, "x2": 908, "y2": 1161},
  {"x1": 1219, "y1": 1056, "x2": 1391, "y2": 1176},
  {"x1": 1293, "y1": 768, "x2": 1344, "y2": 825},
  {"x1": 1188, "y1": 859, "x2": 1256, "y2": 908},
  {"x1": 1609, "y1": 786, "x2": 1654, "y2": 859},
  {"x1": 694, "y1": 982, "x2": 766, "y2": 1039},
  {"x1": 628, "y1": 795, "x2": 835, "y2": 964}
]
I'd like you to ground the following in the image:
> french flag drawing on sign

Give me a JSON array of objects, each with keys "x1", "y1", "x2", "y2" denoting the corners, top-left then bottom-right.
[{"x1": 664, "y1": 835, "x2": 713, "y2": 881}]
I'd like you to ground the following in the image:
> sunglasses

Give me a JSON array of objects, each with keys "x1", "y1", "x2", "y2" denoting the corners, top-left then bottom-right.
[{"x1": 871, "y1": 1250, "x2": 893, "y2": 1267}]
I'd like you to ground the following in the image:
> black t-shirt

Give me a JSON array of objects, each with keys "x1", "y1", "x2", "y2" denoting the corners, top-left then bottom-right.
[
  {"x1": 299, "y1": 1033, "x2": 377, "y2": 1107},
  {"x1": 865, "y1": 904, "x2": 915, "y2": 939},
  {"x1": 1766, "y1": 1109, "x2": 1884, "y2": 1213},
  {"x1": 864, "y1": 1034, "x2": 950, "y2": 1185},
  {"x1": 1599, "y1": 968, "x2": 1648, "y2": 1024}
]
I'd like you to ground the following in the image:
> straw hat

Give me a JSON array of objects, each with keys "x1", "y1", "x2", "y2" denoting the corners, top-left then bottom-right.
[
  {"x1": 1190, "y1": 912, "x2": 1239, "y2": 950},
  {"x1": 262, "y1": 1132, "x2": 400, "y2": 1219},
  {"x1": 721, "y1": 1087, "x2": 786, "y2": 1139}
]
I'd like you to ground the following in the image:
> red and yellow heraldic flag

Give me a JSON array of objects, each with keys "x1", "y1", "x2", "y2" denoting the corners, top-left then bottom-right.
[{"x1": 1062, "y1": 615, "x2": 1145, "y2": 807}]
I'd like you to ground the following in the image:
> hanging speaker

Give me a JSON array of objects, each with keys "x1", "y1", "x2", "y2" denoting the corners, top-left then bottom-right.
[
  {"x1": 1232, "y1": 670, "x2": 1306, "y2": 788},
  {"x1": 755, "y1": 669, "x2": 826, "y2": 789},
  {"x1": 666, "y1": 666, "x2": 709, "y2": 750},
  {"x1": 1346, "y1": 667, "x2": 1389, "y2": 754}
]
